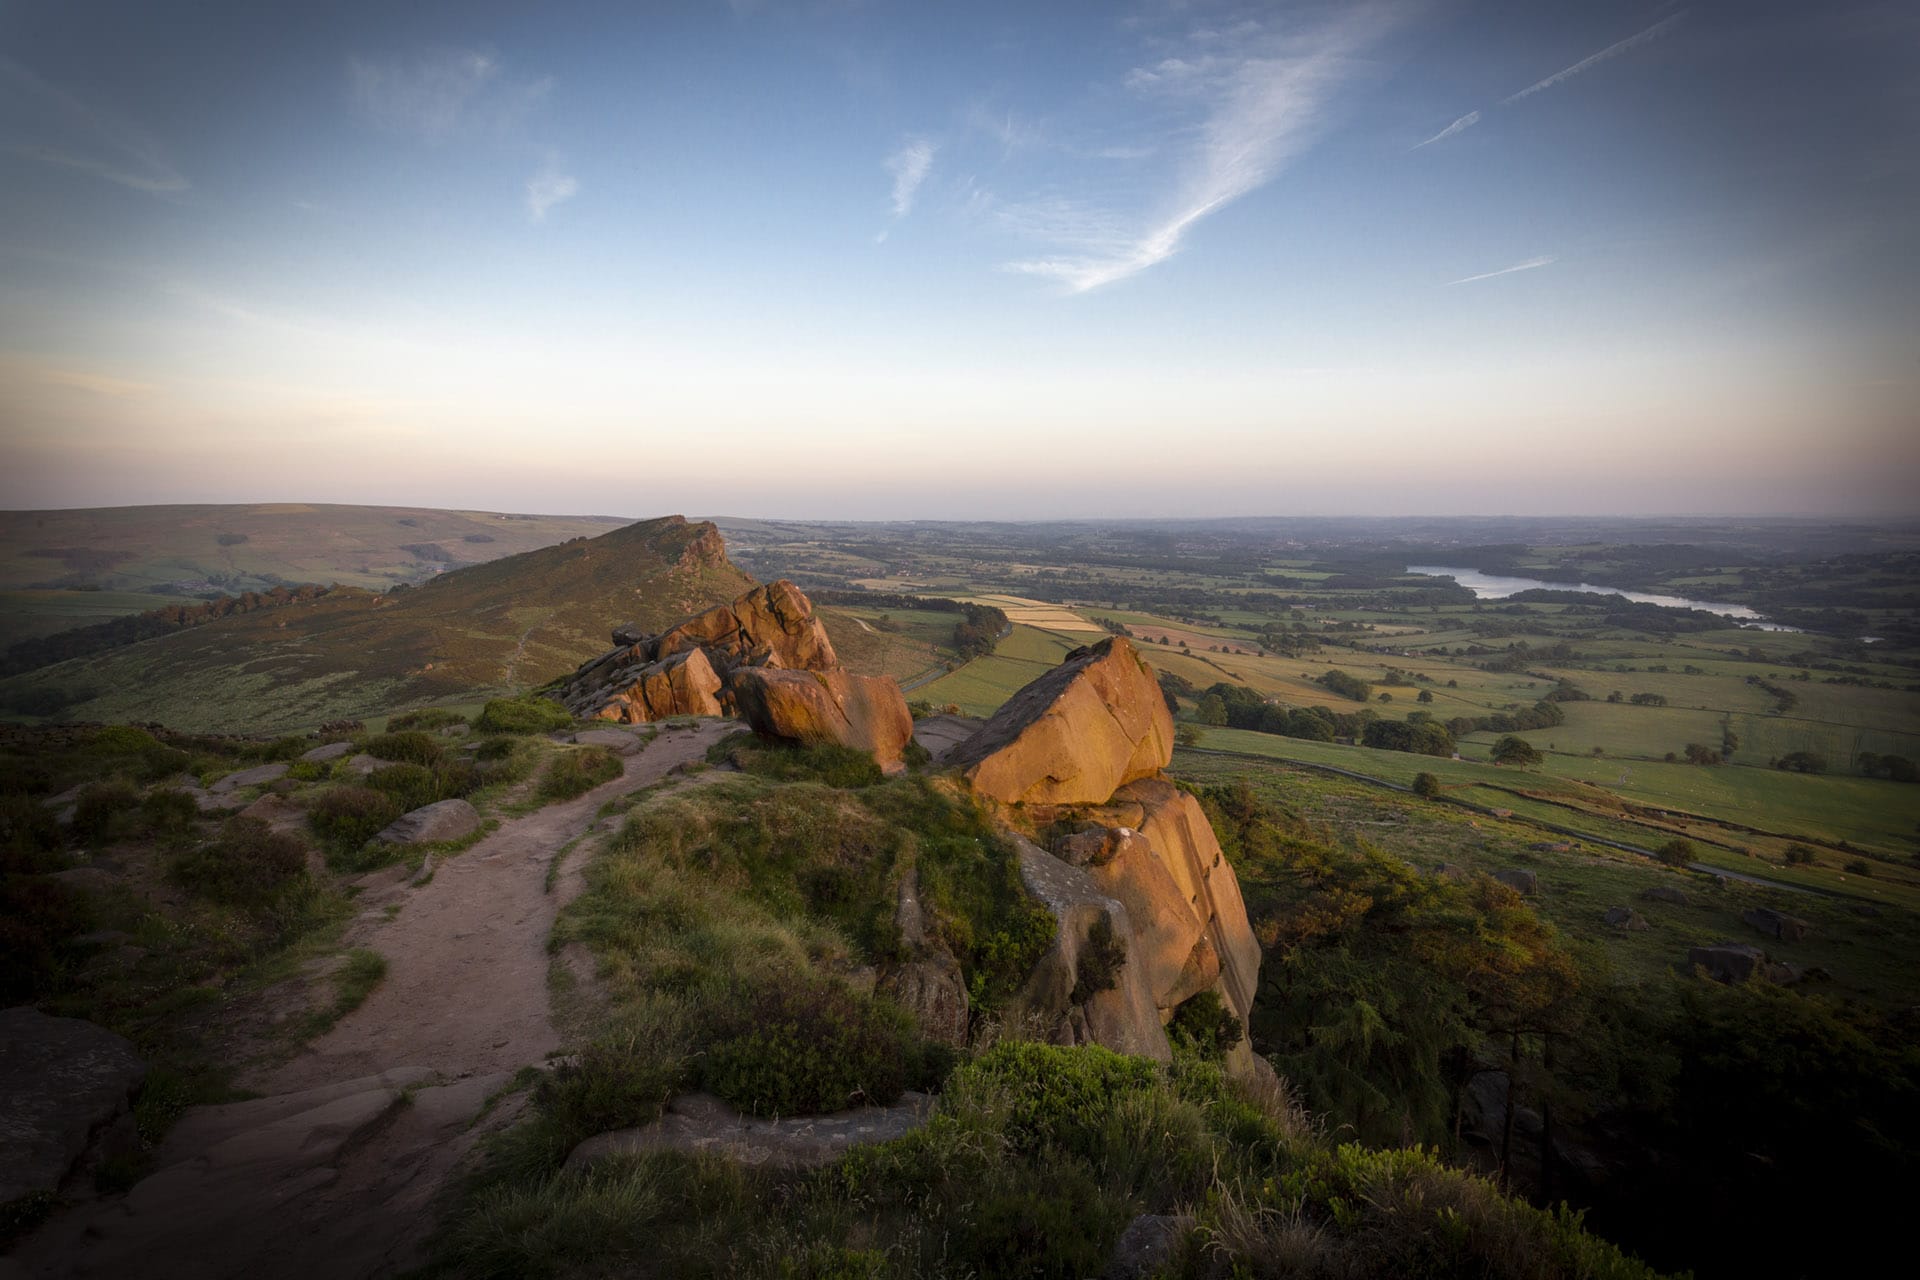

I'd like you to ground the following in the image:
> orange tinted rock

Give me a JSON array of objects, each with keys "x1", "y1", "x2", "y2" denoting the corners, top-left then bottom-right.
[
  {"x1": 729, "y1": 667, "x2": 914, "y2": 773},
  {"x1": 652, "y1": 580, "x2": 836, "y2": 674},
  {"x1": 948, "y1": 637, "x2": 1173, "y2": 806}
]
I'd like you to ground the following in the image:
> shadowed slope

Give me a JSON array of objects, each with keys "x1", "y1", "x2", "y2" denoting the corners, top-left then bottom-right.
[{"x1": 0, "y1": 517, "x2": 754, "y2": 732}]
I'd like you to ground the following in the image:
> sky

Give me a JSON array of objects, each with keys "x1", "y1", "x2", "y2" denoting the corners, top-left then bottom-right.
[{"x1": 0, "y1": 0, "x2": 1915, "y2": 520}]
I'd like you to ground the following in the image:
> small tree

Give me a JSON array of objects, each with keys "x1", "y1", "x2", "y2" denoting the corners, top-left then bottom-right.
[
  {"x1": 1412, "y1": 772, "x2": 1441, "y2": 798},
  {"x1": 1491, "y1": 736, "x2": 1541, "y2": 767},
  {"x1": 1655, "y1": 838, "x2": 1696, "y2": 867},
  {"x1": 1195, "y1": 694, "x2": 1228, "y2": 727}
]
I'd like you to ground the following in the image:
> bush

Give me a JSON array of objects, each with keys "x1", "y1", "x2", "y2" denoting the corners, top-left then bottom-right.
[
  {"x1": 1655, "y1": 838, "x2": 1696, "y2": 867},
  {"x1": 539, "y1": 1031, "x2": 684, "y2": 1140},
  {"x1": 361, "y1": 731, "x2": 445, "y2": 766},
  {"x1": 702, "y1": 981, "x2": 924, "y2": 1116},
  {"x1": 1784, "y1": 843, "x2": 1818, "y2": 865},
  {"x1": 475, "y1": 736, "x2": 521, "y2": 762},
  {"x1": 0, "y1": 876, "x2": 91, "y2": 1003},
  {"x1": 715, "y1": 736, "x2": 883, "y2": 789},
  {"x1": 1, "y1": 792, "x2": 66, "y2": 874},
  {"x1": 139, "y1": 788, "x2": 201, "y2": 843},
  {"x1": 368, "y1": 761, "x2": 479, "y2": 811},
  {"x1": 70, "y1": 779, "x2": 142, "y2": 845},
  {"x1": 1411, "y1": 772, "x2": 1441, "y2": 798},
  {"x1": 171, "y1": 816, "x2": 309, "y2": 905},
  {"x1": 1071, "y1": 915, "x2": 1127, "y2": 1003},
  {"x1": 1168, "y1": 989, "x2": 1243, "y2": 1058},
  {"x1": 1845, "y1": 859, "x2": 1872, "y2": 876},
  {"x1": 474, "y1": 697, "x2": 572, "y2": 735},
  {"x1": 538, "y1": 747, "x2": 623, "y2": 801},
  {"x1": 1491, "y1": 735, "x2": 1541, "y2": 766},
  {"x1": 307, "y1": 785, "x2": 403, "y2": 851}
]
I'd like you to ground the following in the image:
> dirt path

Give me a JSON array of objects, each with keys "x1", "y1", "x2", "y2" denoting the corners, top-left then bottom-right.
[{"x1": 15, "y1": 720, "x2": 736, "y2": 1280}]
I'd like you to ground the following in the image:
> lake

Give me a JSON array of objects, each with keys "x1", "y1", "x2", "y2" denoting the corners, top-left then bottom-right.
[{"x1": 1406, "y1": 566, "x2": 1797, "y2": 630}]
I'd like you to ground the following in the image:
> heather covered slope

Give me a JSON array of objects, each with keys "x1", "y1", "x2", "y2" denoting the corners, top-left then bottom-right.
[
  {"x1": 0, "y1": 517, "x2": 753, "y2": 732},
  {"x1": 0, "y1": 503, "x2": 630, "y2": 646}
]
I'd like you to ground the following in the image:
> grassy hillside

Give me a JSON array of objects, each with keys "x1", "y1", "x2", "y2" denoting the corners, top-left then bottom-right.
[
  {"x1": 0, "y1": 516, "x2": 752, "y2": 732},
  {"x1": 0, "y1": 503, "x2": 630, "y2": 647}
]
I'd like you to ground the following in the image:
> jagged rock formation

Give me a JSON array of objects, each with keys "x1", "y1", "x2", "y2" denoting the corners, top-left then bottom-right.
[
  {"x1": 554, "y1": 577, "x2": 914, "y2": 773},
  {"x1": 948, "y1": 637, "x2": 1173, "y2": 806},
  {"x1": 961, "y1": 639, "x2": 1264, "y2": 1079},
  {"x1": 730, "y1": 667, "x2": 915, "y2": 774},
  {"x1": 558, "y1": 579, "x2": 836, "y2": 723}
]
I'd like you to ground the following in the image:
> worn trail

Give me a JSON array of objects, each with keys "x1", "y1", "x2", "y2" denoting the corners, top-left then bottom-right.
[{"x1": 14, "y1": 722, "x2": 732, "y2": 1280}]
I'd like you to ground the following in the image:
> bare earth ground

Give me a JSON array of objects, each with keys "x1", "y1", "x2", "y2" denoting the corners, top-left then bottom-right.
[{"x1": 12, "y1": 721, "x2": 734, "y2": 1280}]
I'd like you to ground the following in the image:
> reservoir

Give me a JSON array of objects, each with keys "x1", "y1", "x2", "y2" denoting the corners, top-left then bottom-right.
[{"x1": 1406, "y1": 566, "x2": 1796, "y2": 630}]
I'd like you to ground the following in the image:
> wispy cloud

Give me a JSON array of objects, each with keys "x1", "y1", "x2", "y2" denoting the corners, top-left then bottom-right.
[
  {"x1": 999, "y1": 8, "x2": 1396, "y2": 293},
  {"x1": 1446, "y1": 255, "x2": 1557, "y2": 286},
  {"x1": 526, "y1": 161, "x2": 579, "y2": 221},
  {"x1": 1412, "y1": 110, "x2": 1480, "y2": 150},
  {"x1": 885, "y1": 139, "x2": 935, "y2": 217},
  {"x1": 346, "y1": 49, "x2": 551, "y2": 139},
  {"x1": 1502, "y1": 13, "x2": 1687, "y2": 105},
  {"x1": 0, "y1": 57, "x2": 188, "y2": 196}
]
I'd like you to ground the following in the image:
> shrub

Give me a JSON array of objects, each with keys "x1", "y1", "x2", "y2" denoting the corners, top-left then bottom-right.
[
  {"x1": 539, "y1": 1031, "x2": 685, "y2": 1140},
  {"x1": 170, "y1": 816, "x2": 309, "y2": 905},
  {"x1": 1491, "y1": 736, "x2": 1541, "y2": 766},
  {"x1": 1784, "y1": 843, "x2": 1817, "y2": 865},
  {"x1": 1168, "y1": 989, "x2": 1243, "y2": 1058},
  {"x1": 1071, "y1": 914, "x2": 1127, "y2": 1003},
  {"x1": 307, "y1": 785, "x2": 403, "y2": 851},
  {"x1": 139, "y1": 788, "x2": 201, "y2": 842},
  {"x1": 1, "y1": 792, "x2": 66, "y2": 874},
  {"x1": 475, "y1": 736, "x2": 521, "y2": 762},
  {"x1": 715, "y1": 736, "x2": 883, "y2": 789},
  {"x1": 1845, "y1": 859, "x2": 1872, "y2": 876},
  {"x1": 361, "y1": 731, "x2": 444, "y2": 766},
  {"x1": 70, "y1": 779, "x2": 142, "y2": 845},
  {"x1": 474, "y1": 697, "x2": 572, "y2": 735},
  {"x1": 1655, "y1": 838, "x2": 1696, "y2": 867},
  {"x1": 368, "y1": 761, "x2": 479, "y2": 811},
  {"x1": 702, "y1": 981, "x2": 924, "y2": 1116},
  {"x1": 1411, "y1": 772, "x2": 1441, "y2": 798},
  {"x1": 539, "y1": 747, "x2": 623, "y2": 801}
]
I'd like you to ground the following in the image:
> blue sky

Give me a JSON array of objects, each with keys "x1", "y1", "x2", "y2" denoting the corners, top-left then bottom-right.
[{"x1": 1, "y1": 0, "x2": 1914, "y2": 518}]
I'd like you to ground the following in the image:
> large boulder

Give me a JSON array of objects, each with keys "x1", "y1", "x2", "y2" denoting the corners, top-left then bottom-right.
[
  {"x1": 651, "y1": 579, "x2": 837, "y2": 674},
  {"x1": 729, "y1": 667, "x2": 915, "y2": 773},
  {"x1": 1105, "y1": 779, "x2": 1263, "y2": 1045},
  {"x1": 876, "y1": 869, "x2": 969, "y2": 1045},
  {"x1": 1005, "y1": 836, "x2": 1171, "y2": 1062},
  {"x1": 1742, "y1": 907, "x2": 1812, "y2": 943},
  {"x1": 0, "y1": 1007, "x2": 146, "y2": 1204},
  {"x1": 1690, "y1": 942, "x2": 1767, "y2": 984},
  {"x1": 374, "y1": 799, "x2": 482, "y2": 845},
  {"x1": 591, "y1": 648, "x2": 726, "y2": 724},
  {"x1": 948, "y1": 637, "x2": 1173, "y2": 806}
]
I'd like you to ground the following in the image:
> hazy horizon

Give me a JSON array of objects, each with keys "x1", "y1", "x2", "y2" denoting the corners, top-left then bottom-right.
[{"x1": 3, "y1": 1, "x2": 1915, "y2": 519}]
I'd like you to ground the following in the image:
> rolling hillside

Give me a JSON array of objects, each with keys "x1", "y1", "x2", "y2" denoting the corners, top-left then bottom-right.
[
  {"x1": 0, "y1": 503, "x2": 631, "y2": 646},
  {"x1": 0, "y1": 516, "x2": 753, "y2": 732}
]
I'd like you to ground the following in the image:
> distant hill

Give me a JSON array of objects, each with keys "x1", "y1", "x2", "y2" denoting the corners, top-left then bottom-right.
[
  {"x1": 0, "y1": 516, "x2": 753, "y2": 732},
  {"x1": 0, "y1": 503, "x2": 631, "y2": 647}
]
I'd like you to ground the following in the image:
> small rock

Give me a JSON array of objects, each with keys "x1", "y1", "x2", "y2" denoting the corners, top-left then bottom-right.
[
  {"x1": 1639, "y1": 886, "x2": 1692, "y2": 906},
  {"x1": 299, "y1": 741, "x2": 352, "y2": 764},
  {"x1": 1742, "y1": 907, "x2": 1812, "y2": 943},
  {"x1": 1493, "y1": 868, "x2": 1538, "y2": 895},
  {"x1": 210, "y1": 762, "x2": 290, "y2": 794},
  {"x1": 1603, "y1": 907, "x2": 1650, "y2": 931},
  {"x1": 1690, "y1": 942, "x2": 1768, "y2": 984},
  {"x1": 374, "y1": 799, "x2": 481, "y2": 846},
  {"x1": 570, "y1": 728, "x2": 644, "y2": 754},
  {"x1": 1105, "y1": 1213, "x2": 1194, "y2": 1280}
]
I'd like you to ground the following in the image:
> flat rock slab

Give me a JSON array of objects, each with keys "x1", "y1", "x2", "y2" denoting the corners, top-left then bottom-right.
[
  {"x1": 569, "y1": 728, "x2": 646, "y2": 754},
  {"x1": 565, "y1": 1091, "x2": 932, "y2": 1172},
  {"x1": 374, "y1": 799, "x2": 480, "y2": 845},
  {"x1": 0, "y1": 1008, "x2": 146, "y2": 1203},
  {"x1": 210, "y1": 763, "x2": 289, "y2": 794},
  {"x1": 910, "y1": 713, "x2": 982, "y2": 763},
  {"x1": 299, "y1": 741, "x2": 353, "y2": 764}
]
